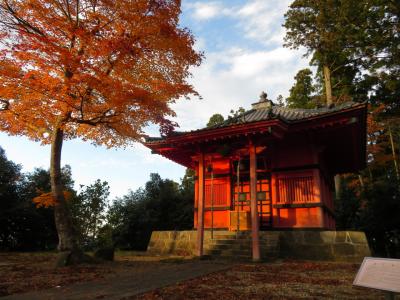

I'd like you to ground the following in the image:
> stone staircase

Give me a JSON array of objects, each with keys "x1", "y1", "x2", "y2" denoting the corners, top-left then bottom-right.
[{"x1": 203, "y1": 231, "x2": 280, "y2": 260}]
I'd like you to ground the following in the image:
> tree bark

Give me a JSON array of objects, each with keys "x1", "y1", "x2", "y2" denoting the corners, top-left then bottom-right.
[
  {"x1": 323, "y1": 65, "x2": 333, "y2": 106},
  {"x1": 334, "y1": 175, "x2": 342, "y2": 200},
  {"x1": 388, "y1": 123, "x2": 400, "y2": 181},
  {"x1": 323, "y1": 64, "x2": 341, "y2": 197},
  {"x1": 50, "y1": 123, "x2": 78, "y2": 252}
]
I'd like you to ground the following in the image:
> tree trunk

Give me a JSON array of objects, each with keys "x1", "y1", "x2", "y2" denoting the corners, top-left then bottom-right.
[
  {"x1": 323, "y1": 65, "x2": 333, "y2": 106},
  {"x1": 334, "y1": 175, "x2": 342, "y2": 200},
  {"x1": 50, "y1": 124, "x2": 78, "y2": 252},
  {"x1": 388, "y1": 123, "x2": 400, "y2": 181},
  {"x1": 323, "y1": 64, "x2": 341, "y2": 197}
]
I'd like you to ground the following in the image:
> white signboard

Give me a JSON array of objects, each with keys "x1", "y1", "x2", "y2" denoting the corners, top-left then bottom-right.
[{"x1": 353, "y1": 257, "x2": 400, "y2": 293}]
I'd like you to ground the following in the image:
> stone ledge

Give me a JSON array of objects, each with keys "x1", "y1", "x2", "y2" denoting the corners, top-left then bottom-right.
[{"x1": 146, "y1": 230, "x2": 370, "y2": 262}]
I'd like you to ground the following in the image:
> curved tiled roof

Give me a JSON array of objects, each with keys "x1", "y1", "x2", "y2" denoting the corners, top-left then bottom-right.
[
  {"x1": 144, "y1": 101, "x2": 365, "y2": 143},
  {"x1": 209, "y1": 101, "x2": 361, "y2": 129}
]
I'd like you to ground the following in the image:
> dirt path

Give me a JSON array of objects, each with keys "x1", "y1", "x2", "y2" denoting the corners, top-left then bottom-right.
[{"x1": 1, "y1": 259, "x2": 232, "y2": 300}]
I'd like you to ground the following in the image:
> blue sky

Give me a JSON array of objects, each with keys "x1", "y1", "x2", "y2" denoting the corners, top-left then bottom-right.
[{"x1": 0, "y1": 0, "x2": 309, "y2": 199}]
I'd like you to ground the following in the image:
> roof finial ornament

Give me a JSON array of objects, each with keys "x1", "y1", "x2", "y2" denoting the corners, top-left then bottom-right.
[
  {"x1": 259, "y1": 91, "x2": 268, "y2": 102},
  {"x1": 252, "y1": 90, "x2": 274, "y2": 110}
]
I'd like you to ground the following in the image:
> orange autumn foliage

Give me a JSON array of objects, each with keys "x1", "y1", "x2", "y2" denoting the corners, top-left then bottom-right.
[
  {"x1": 33, "y1": 190, "x2": 73, "y2": 208},
  {"x1": 0, "y1": 0, "x2": 202, "y2": 144},
  {"x1": 0, "y1": 0, "x2": 202, "y2": 252}
]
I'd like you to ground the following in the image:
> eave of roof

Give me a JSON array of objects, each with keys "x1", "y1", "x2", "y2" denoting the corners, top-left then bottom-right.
[{"x1": 144, "y1": 102, "x2": 367, "y2": 147}]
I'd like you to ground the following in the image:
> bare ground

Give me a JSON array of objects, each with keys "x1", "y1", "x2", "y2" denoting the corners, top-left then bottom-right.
[
  {"x1": 0, "y1": 252, "x2": 392, "y2": 300},
  {"x1": 135, "y1": 260, "x2": 389, "y2": 300}
]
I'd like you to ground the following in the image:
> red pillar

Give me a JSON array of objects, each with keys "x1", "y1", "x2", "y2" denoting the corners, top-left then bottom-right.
[
  {"x1": 249, "y1": 142, "x2": 260, "y2": 261},
  {"x1": 313, "y1": 168, "x2": 325, "y2": 228},
  {"x1": 196, "y1": 152, "x2": 205, "y2": 257}
]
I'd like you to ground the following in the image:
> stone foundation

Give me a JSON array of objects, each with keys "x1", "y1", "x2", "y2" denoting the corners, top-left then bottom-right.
[
  {"x1": 277, "y1": 231, "x2": 371, "y2": 262},
  {"x1": 147, "y1": 230, "x2": 371, "y2": 262}
]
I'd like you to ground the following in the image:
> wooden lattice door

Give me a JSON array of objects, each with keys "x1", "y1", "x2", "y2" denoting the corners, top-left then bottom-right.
[
  {"x1": 232, "y1": 169, "x2": 272, "y2": 229},
  {"x1": 256, "y1": 172, "x2": 272, "y2": 228}
]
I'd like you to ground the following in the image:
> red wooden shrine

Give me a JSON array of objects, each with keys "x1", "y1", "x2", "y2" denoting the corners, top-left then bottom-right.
[{"x1": 144, "y1": 92, "x2": 367, "y2": 259}]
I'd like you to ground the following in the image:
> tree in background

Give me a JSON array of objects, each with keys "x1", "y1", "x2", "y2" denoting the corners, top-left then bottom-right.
[
  {"x1": 284, "y1": 0, "x2": 365, "y2": 105},
  {"x1": 0, "y1": 146, "x2": 23, "y2": 249},
  {"x1": 228, "y1": 107, "x2": 246, "y2": 119},
  {"x1": 108, "y1": 172, "x2": 194, "y2": 250},
  {"x1": 286, "y1": 68, "x2": 317, "y2": 108},
  {"x1": 0, "y1": 0, "x2": 202, "y2": 263},
  {"x1": 206, "y1": 114, "x2": 224, "y2": 127},
  {"x1": 275, "y1": 95, "x2": 285, "y2": 107},
  {"x1": 284, "y1": 0, "x2": 400, "y2": 257},
  {"x1": 69, "y1": 180, "x2": 110, "y2": 249},
  {"x1": 0, "y1": 149, "x2": 75, "y2": 250}
]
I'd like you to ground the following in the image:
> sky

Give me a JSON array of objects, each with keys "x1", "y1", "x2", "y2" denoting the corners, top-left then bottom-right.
[{"x1": 0, "y1": 0, "x2": 309, "y2": 199}]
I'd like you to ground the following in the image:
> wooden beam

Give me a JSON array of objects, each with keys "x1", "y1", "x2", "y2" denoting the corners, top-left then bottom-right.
[
  {"x1": 196, "y1": 152, "x2": 205, "y2": 257},
  {"x1": 249, "y1": 141, "x2": 261, "y2": 261}
]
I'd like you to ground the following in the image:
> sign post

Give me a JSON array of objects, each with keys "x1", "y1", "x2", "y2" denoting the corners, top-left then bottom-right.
[{"x1": 353, "y1": 257, "x2": 400, "y2": 299}]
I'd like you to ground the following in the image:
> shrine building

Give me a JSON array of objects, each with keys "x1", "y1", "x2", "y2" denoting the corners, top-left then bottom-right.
[{"x1": 144, "y1": 92, "x2": 367, "y2": 260}]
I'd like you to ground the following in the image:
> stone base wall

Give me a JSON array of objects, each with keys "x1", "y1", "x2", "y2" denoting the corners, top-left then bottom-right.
[
  {"x1": 147, "y1": 231, "x2": 199, "y2": 256},
  {"x1": 147, "y1": 230, "x2": 371, "y2": 262},
  {"x1": 276, "y1": 231, "x2": 371, "y2": 262}
]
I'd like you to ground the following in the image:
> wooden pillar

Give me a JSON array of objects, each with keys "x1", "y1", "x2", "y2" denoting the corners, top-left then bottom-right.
[
  {"x1": 313, "y1": 168, "x2": 325, "y2": 228},
  {"x1": 196, "y1": 152, "x2": 205, "y2": 257},
  {"x1": 249, "y1": 142, "x2": 260, "y2": 261}
]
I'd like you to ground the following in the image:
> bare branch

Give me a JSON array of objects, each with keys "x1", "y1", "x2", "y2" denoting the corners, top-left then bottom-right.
[
  {"x1": 0, "y1": 1, "x2": 45, "y2": 36},
  {"x1": 332, "y1": 79, "x2": 344, "y2": 89},
  {"x1": 70, "y1": 108, "x2": 119, "y2": 126}
]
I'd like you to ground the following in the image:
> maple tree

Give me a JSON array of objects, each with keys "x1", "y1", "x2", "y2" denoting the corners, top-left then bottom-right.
[{"x1": 0, "y1": 0, "x2": 202, "y2": 263}]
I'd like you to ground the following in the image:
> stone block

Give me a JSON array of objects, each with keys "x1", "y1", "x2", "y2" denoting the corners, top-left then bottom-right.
[
  {"x1": 334, "y1": 231, "x2": 347, "y2": 243},
  {"x1": 353, "y1": 244, "x2": 371, "y2": 257},
  {"x1": 150, "y1": 232, "x2": 159, "y2": 241},
  {"x1": 333, "y1": 243, "x2": 356, "y2": 256},
  {"x1": 347, "y1": 231, "x2": 368, "y2": 244},
  {"x1": 297, "y1": 245, "x2": 334, "y2": 260},
  {"x1": 319, "y1": 231, "x2": 336, "y2": 244},
  {"x1": 303, "y1": 231, "x2": 325, "y2": 244}
]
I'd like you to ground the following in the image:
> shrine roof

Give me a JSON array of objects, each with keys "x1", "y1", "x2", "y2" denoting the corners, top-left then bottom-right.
[
  {"x1": 145, "y1": 100, "x2": 365, "y2": 143},
  {"x1": 207, "y1": 101, "x2": 360, "y2": 128}
]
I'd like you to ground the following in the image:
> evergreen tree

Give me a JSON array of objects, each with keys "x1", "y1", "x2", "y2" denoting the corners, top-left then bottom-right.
[
  {"x1": 108, "y1": 172, "x2": 194, "y2": 250},
  {"x1": 286, "y1": 68, "x2": 317, "y2": 108},
  {"x1": 207, "y1": 114, "x2": 224, "y2": 127},
  {"x1": 0, "y1": 147, "x2": 23, "y2": 249},
  {"x1": 69, "y1": 180, "x2": 110, "y2": 248},
  {"x1": 275, "y1": 95, "x2": 285, "y2": 107},
  {"x1": 284, "y1": 0, "x2": 365, "y2": 104}
]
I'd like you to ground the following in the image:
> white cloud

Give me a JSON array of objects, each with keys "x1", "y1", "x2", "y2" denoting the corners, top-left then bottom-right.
[
  {"x1": 186, "y1": 0, "x2": 292, "y2": 46},
  {"x1": 191, "y1": 2, "x2": 222, "y2": 20},
  {"x1": 171, "y1": 46, "x2": 308, "y2": 131},
  {"x1": 233, "y1": 0, "x2": 292, "y2": 46}
]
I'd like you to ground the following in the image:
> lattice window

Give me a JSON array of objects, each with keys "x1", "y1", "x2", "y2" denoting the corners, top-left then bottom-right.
[
  {"x1": 205, "y1": 183, "x2": 227, "y2": 206},
  {"x1": 277, "y1": 176, "x2": 314, "y2": 204}
]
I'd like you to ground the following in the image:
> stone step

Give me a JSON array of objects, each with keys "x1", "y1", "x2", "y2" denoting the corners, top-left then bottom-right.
[
  {"x1": 210, "y1": 234, "x2": 251, "y2": 240},
  {"x1": 208, "y1": 234, "x2": 279, "y2": 239},
  {"x1": 205, "y1": 248, "x2": 278, "y2": 255},
  {"x1": 203, "y1": 232, "x2": 280, "y2": 259},
  {"x1": 205, "y1": 244, "x2": 278, "y2": 252},
  {"x1": 207, "y1": 236, "x2": 279, "y2": 242},
  {"x1": 204, "y1": 249, "x2": 252, "y2": 257},
  {"x1": 205, "y1": 240, "x2": 278, "y2": 248},
  {"x1": 204, "y1": 248, "x2": 279, "y2": 259}
]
